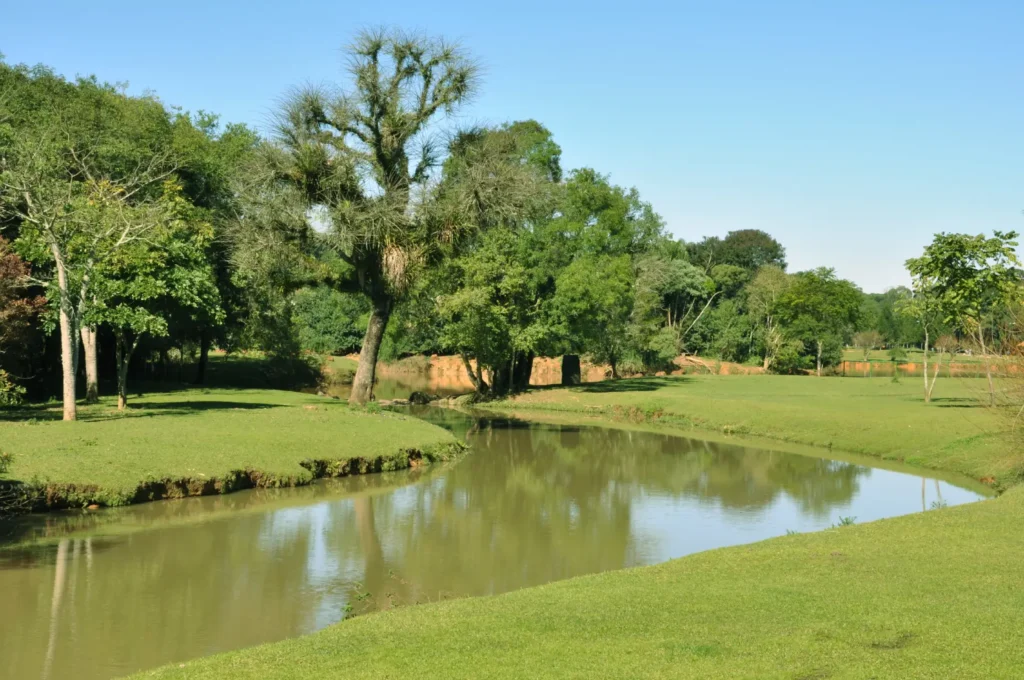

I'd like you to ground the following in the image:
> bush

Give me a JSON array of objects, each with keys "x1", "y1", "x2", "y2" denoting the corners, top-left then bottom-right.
[
  {"x1": 0, "y1": 368, "x2": 25, "y2": 406},
  {"x1": 291, "y1": 286, "x2": 367, "y2": 355}
]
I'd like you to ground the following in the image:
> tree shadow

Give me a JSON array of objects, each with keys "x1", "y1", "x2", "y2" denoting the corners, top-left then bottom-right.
[
  {"x1": 930, "y1": 397, "x2": 984, "y2": 409},
  {"x1": 577, "y1": 377, "x2": 687, "y2": 393},
  {"x1": 0, "y1": 399, "x2": 283, "y2": 423}
]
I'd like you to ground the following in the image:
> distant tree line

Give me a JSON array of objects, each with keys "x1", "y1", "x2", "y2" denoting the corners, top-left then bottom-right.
[{"x1": 1, "y1": 30, "x2": 1020, "y2": 414}]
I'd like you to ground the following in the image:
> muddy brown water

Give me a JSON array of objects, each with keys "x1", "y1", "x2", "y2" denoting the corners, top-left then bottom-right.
[{"x1": 0, "y1": 378, "x2": 989, "y2": 680}]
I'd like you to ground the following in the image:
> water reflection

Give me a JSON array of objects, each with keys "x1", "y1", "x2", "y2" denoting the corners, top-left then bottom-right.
[{"x1": 0, "y1": 409, "x2": 984, "y2": 680}]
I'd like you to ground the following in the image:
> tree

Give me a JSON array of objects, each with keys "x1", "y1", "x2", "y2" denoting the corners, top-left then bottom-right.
[
  {"x1": 291, "y1": 286, "x2": 367, "y2": 355},
  {"x1": 0, "y1": 68, "x2": 176, "y2": 419},
  {"x1": 745, "y1": 265, "x2": 791, "y2": 370},
  {"x1": 552, "y1": 255, "x2": 633, "y2": 378},
  {"x1": 779, "y1": 268, "x2": 863, "y2": 376},
  {"x1": 687, "y1": 229, "x2": 786, "y2": 273},
  {"x1": 84, "y1": 181, "x2": 223, "y2": 409},
  {"x1": 906, "y1": 231, "x2": 1022, "y2": 405},
  {"x1": 875, "y1": 287, "x2": 924, "y2": 347},
  {"x1": 0, "y1": 236, "x2": 43, "y2": 404},
  {"x1": 896, "y1": 287, "x2": 944, "y2": 402},
  {"x1": 852, "y1": 330, "x2": 883, "y2": 362},
  {"x1": 272, "y1": 29, "x2": 479, "y2": 404}
]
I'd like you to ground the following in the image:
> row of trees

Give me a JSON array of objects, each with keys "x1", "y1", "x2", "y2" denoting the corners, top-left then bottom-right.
[{"x1": 1, "y1": 30, "x2": 1020, "y2": 415}]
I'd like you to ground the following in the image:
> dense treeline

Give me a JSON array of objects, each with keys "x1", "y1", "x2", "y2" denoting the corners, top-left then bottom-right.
[{"x1": 1, "y1": 31, "x2": 1020, "y2": 416}]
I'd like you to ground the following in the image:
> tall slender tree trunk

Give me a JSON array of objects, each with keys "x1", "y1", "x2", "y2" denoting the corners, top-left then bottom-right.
[
  {"x1": 53, "y1": 254, "x2": 78, "y2": 422},
  {"x1": 562, "y1": 354, "x2": 581, "y2": 386},
  {"x1": 194, "y1": 329, "x2": 211, "y2": 385},
  {"x1": 349, "y1": 295, "x2": 392, "y2": 405},
  {"x1": 922, "y1": 328, "x2": 931, "y2": 403},
  {"x1": 81, "y1": 326, "x2": 99, "y2": 403},
  {"x1": 114, "y1": 333, "x2": 137, "y2": 411},
  {"x1": 815, "y1": 340, "x2": 823, "y2": 377},
  {"x1": 977, "y1": 327, "x2": 995, "y2": 406}
]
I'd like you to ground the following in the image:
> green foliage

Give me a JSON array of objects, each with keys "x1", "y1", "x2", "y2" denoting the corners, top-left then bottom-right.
[
  {"x1": 291, "y1": 286, "x2": 367, "y2": 355},
  {"x1": 0, "y1": 368, "x2": 25, "y2": 405},
  {"x1": 688, "y1": 229, "x2": 786, "y2": 272},
  {"x1": 905, "y1": 231, "x2": 1021, "y2": 347},
  {"x1": 779, "y1": 268, "x2": 863, "y2": 373}
]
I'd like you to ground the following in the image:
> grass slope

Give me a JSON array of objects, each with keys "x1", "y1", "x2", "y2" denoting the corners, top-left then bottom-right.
[
  {"x1": 491, "y1": 375, "x2": 1022, "y2": 489},
  {"x1": 132, "y1": 486, "x2": 1024, "y2": 679},
  {"x1": 0, "y1": 388, "x2": 462, "y2": 509}
]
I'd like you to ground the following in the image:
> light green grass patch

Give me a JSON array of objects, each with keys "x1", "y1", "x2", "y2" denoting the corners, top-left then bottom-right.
[
  {"x1": 490, "y1": 375, "x2": 1021, "y2": 489},
  {"x1": 0, "y1": 388, "x2": 463, "y2": 508}
]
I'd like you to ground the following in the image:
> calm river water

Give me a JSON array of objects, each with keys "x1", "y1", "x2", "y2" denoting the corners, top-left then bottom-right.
[{"x1": 0, "y1": 399, "x2": 988, "y2": 680}]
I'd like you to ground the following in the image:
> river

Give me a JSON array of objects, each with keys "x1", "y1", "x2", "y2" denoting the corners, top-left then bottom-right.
[{"x1": 0, "y1": 386, "x2": 988, "y2": 680}]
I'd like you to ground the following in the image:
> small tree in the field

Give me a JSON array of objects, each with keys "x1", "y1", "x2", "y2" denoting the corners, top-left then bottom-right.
[
  {"x1": 906, "y1": 231, "x2": 1021, "y2": 406},
  {"x1": 853, "y1": 330, "x2": 883, "y2": 362}
]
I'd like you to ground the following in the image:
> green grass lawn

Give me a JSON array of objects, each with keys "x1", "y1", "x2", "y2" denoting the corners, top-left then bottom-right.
[
  {"x1": 490, "y1": 375, "x2": 1022, "y2": 490},
  {"x1": 0, "y1": 388, "x2": 462, "y2": 509}
]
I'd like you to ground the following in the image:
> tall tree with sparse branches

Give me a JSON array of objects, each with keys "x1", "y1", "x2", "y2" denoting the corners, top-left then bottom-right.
[{"x1": 272, "y1": 29, "x2": 479, "y2": 404}]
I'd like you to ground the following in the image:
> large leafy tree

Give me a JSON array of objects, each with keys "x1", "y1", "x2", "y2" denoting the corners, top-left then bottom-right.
[
  {"x1": 779, "y1": 267, "x2": 863, "y2": 376},
  {"x1": 745, "y1": 264, "x2": 791, "y2": 370},
  {"x1": 270, "y1": 29, "x2": 478, "y2": 404},
  {"x1": 0, "y1": 64, "x2": 176, "y2": 419},
  {"x1": 433, "y1": 122, "x2": 563, "y2": 396},
  {"x1": 905, "y1": 231, "x2": 1021, "y2": 405},
  {"x1": 688, "y1": 229, "x2": 786, "y2": 273},
  {"x1": 0, "y1": 236, "x2": 43, "y2": 403},
  {"x1": 83, "y1": 181, "x2": 222, "y2": 410}
]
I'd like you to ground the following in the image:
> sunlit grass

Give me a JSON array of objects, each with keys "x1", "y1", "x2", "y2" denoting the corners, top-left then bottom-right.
[
  {"x1": 0, "y1": 388, "x2": 461, "y2": 508},
  {"x1": 492, "y1": 375, "x2": 1021, "y2": 489}
]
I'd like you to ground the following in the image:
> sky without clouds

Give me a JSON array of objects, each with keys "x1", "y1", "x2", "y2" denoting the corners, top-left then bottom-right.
[{"x1": 3, "y1": 0, "x2": 1021, "y2": 293}]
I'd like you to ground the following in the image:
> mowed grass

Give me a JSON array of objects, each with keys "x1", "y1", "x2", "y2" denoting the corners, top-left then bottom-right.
[
  {"x1": 132, "y1": 486, "x2": 1024, "y2": 680},
  {"x1": 492, "y1": 375, "x2": 1022, "y2": 489},
  {"x1": 0, "y1": 388, "x2": 462, "y2": 508}
]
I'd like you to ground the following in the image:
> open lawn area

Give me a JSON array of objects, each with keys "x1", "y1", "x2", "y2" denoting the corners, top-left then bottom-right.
[
  {"x1": 491, "y1": 375, "x2": 1022, "y2": 490},
  {"x1": 0, "y1": 388, "x2": 462, "y2": 509}
]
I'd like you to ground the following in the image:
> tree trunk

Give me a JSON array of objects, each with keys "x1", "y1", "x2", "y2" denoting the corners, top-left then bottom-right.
[
  {"x1": 922, "y1": 328, "x2": 931, "y2": 403},
  {"x1": 114, "y1": 333, "x2": 137, "y2": 411},
  {"x1": 194, "y1": 329, "x2": 211, "y2": 385},
  {"x1": 349, "y1": 295, "x2": 392, "y2": 405},
  {"x1": 815, "y1": 340, "x2": 823, "y2": 377},
  {"x1": 562, "y1": 354, "x2": 582, "y2": 386},
  {"x1": 460, "y1": 353, "x2": 487, "y2": 395},
  {"x1": 81, "y1": 326, "x2": 99, "y2": 404},
  {"x1": 610, "y1": 357, "x2": 621, "y2": 380},
  {"x1": 977, "y1": 327, "x2": 995, "y2": 406},
  {"x1": 54, "y1": 254, "x2": 78, "y2": 421}
]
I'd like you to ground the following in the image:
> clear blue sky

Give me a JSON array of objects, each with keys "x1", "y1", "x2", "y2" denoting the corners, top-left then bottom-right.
[{"x1": 3, "y1": 1, "x2": 1022, "y2": 292}]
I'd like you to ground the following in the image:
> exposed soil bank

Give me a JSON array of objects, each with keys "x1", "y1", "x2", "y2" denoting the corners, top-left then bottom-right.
[
  {"x1": 9, "y1": 443, "x2": 466, "y2": 513},
  {"x1": 351, "y1": 354, "x2": 763, "y2": 393},
  {"x1": 0, "y1": 388, "x2": 466, "y2": 518}
]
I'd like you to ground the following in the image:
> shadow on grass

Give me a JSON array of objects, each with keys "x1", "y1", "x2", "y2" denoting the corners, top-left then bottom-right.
[
  {"x1": 0, "y1": 399, "x2": 284, "y2": 424},
  {"x1": 577, "y1": 377, "x2": 688, "y2": 393},
  {"x1": 518, "y1": 376, "x2": 689, "y2": 396},
  {"x1": 930, "y1": 397, "x2": 985, "y2": 409}
]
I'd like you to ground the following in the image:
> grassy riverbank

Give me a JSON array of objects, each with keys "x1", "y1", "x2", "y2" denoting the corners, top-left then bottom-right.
[
  {"x1": 131, "y1": 486, "x2": 1024, "y2": 679},
  {"x1": 0, "y1": 388, "x2": 462, "y2": 510},
  {"x1": 491, "y1": 375, "x2": 1021, "y2": 490}
]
